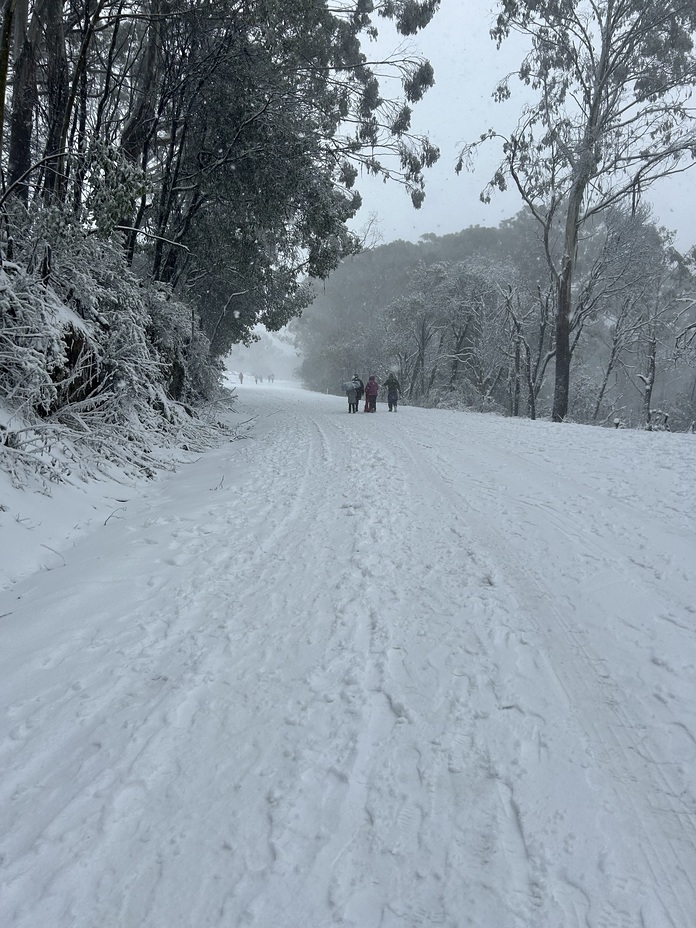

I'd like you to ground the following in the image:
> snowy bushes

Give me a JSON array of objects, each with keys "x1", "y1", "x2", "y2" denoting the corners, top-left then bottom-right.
[
  {"x1": 144, "y1": 287, "x2": 222, "y2": 408},
  {"x1": 0, "y1": 261, "x2": 64, "y2": 417},
  {"x1": 0, "y1": 209, "x2": 224, "y2": 489}
]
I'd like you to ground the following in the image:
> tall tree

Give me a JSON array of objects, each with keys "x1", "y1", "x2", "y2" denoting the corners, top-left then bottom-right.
[
  {"x1": 1, "y1": 1, "x2": 440, "y2": 335},
  {"x1": 461, "y1": 0, "x2": 696, "y2": 420},
  {"x1": 40, "y1": 0, "x2": 68, "y2": 197},
  {"x1": 6, "y1": 0, "x2": 38, "y2": 198},
  {"x1": 83, "y1": 0, "x2": 440, "y2": 348}
]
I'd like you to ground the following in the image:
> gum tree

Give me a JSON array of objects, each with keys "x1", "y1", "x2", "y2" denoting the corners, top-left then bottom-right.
[
  {"x1": 0, "y1": 0, "x2": 443, "y2": 368},
  {"x1": 461, "y1": 0, "x2": 696, "y2": 421}
]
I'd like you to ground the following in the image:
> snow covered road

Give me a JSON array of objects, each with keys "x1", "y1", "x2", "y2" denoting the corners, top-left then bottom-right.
[{"x1": 1, "y1": 383, "x2": 695, "y2": 927}]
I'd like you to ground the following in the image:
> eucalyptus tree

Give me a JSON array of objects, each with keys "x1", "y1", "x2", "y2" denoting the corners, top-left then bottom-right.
[
  {"x1": 502, "y1": 283, "x2": 555, "y2": 418},
  {"x1": 461, "y1": 0, "x2": 696, "y2": 421},
  {"x1": 134, "y1": 0, "x2": 441, "y2": 352},
  {"x1": 1, "y1": 0, "x2": 441, "y2": 352},
  {"x1": 631, "y1": 242, "x2": 692, "y2": 428},
  {"x1": 382, "y1": 257, "x2": 510, "y2": 406},
  {"x1": 578, "y1": 209, "x2": 672, "y2": 421},
  {"x1": 384, "y1": 265, "x2": 439, "y2": 400}
]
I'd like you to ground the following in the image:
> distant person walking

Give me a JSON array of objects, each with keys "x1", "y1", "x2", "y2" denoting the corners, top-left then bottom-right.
[
  {"x1": 353, "y1": 375, "x2": 364, "y2": 406},
  {"x1": 239, "y1": 372, "x2": 244, "y2": 384},
  {"x1": 365, "y1": 375, "x2": 379, "y2": 412},
  {"x1": 384, "y1": 372, "x2": 400, "y2": 411}
]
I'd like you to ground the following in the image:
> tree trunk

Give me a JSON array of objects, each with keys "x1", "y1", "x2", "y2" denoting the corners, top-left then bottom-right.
[
  {"x1": 593, "y1": 346, "x2": 618, "y2": 422},
  {"x1": 512, "y1": 336, "x2": 520, "y2": 416},
  {"x1": 642, "y1": 335, "x2": 656, "y2": 428},
  {"x1": 419, "y1": 317, "x2": 427, "y2": 397},
  {"x1": 117, "y1": 0, "x2": 162, "y2": 248},
  {"x1": 152, "y1": 98, "x2": 187, "y2": 280},
  {"x1": 42, "y1": 0, "x2": 69, "y2": 200},
  {"x1": 0, "y1": 0, "x2": 16, "y2": 162},
  {"x1": 552, "y1": 149, "x2": 597, "y2": 421},
  {"x1": 426, "y1": 329, "x2": 445, "y2": 398},
  {"x1": 449, "y1": 322, "x2": 470, "y2": 387},
  {"x1": 120, "y1": 0, "x2": 162, "y2": 165},
  {"x1": 552, "y1": 195, "x2": 581, "y2": 422},
  {"x1": 552, "y1": 21, "x2": 610, "y2": 421},
  {"x1": 523, "y1": 342, "x2": 536, "y2": 420},
  {"x1": 7, "y1": 0, "x2": 36, "y2": 201}
]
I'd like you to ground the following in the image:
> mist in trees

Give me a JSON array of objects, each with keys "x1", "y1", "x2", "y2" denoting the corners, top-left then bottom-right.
[
  {"x1": 3, "y1": 0, "x2": 696, "y2": 473},
  {"x1": 295, "y1": 208, "x2": 696, "y2": 430},
  {"x1": 459, "y1": 0, "x2": 696, "y2": 422},
  {"x1": 0, "y1": 0, "x2": 442, "y2": 481}
]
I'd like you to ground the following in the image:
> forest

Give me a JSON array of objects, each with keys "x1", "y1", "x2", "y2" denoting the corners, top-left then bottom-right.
[
  {"x1": 2, "y1": 0, "x2": 696, "y2": 494},
  {"x1": 298, "y1": 0, "x2": 696, "y2": 430},
  {"x1": 296, "y1": 207, "x2": 696, "y2": 430},
  {"x1": 0, "y1": 0, "x2": 439, "y2": 486}
]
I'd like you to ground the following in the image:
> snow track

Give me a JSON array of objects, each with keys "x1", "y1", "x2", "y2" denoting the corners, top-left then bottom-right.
[{"x1": 1, "y1": 384, "x2": 695, "y2": 927}]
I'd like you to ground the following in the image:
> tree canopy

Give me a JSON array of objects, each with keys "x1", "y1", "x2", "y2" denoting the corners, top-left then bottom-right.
[{"x1": 1, "y1": 0, "x2": 441, "y2": 352}]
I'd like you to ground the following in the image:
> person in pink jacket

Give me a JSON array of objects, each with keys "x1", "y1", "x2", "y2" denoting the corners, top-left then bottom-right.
[{"x1": 365, "y1": 375, "x2": 379, "y2": 412}]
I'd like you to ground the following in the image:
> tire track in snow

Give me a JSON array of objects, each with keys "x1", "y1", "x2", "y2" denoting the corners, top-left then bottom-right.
[
  {"x1": 231, "y1": 402, "x2": 539, "y2": 926},
  {"x1": 297, "y1": 411, "x2": 550, "y2": 926}
]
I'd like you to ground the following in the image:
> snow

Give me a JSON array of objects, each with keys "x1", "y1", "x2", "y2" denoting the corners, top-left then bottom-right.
[{"x1": 1, "y1": 377, "x2": 695, "y2": 927}]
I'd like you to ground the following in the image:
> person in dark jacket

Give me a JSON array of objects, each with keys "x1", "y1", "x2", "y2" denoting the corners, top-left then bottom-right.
[
  {"x1": 353, "y1": 375, "x2": 364, "y2": 404},
  {"x1": 365, "y1": 375, "x2": 379, "y2": 412},
  {"x1": 384, "y1": 372, "x2": 400, "y2": 411}
]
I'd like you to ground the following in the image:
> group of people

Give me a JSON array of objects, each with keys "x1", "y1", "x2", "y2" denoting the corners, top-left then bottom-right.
[
  {"x1": 238, "y1": 372, "x2": 275, "y2": 384},
  {"x1": 341, "y1": 372, "x2": 400, "y2": 413}
]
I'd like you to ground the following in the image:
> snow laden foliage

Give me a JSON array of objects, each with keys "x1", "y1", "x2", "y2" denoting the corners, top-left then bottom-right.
[
  {"x1": 461, "y1": 0, "x2": 696, "y2": 421},
  {"x1": 296, "y1": 212, "x2": 696, "y2": 429},
  {"x1": 0, "y1": 210, "x2": 224, "y2": 490},
  {"x1": 0, "y1": 0, "x2": 445, "y2": 488},
  {"x1": 0, "y1": 0, "x2": 442, "y2": 361}
]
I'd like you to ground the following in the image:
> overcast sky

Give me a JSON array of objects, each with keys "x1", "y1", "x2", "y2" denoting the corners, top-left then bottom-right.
[{"x1": 349, "y1": 2, "x2": 696, "y2": 252}]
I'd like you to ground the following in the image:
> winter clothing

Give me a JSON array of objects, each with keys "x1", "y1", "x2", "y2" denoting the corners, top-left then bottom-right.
[
  {"x1": 384, "y1": 372, "x2": 400, "y2": 411},
  {"x1": 342, "y1": 378, "x2": 360, "y2": 413},
  {"x1": 353, "y1": 376, "x2": 365, "y2": 402},
  {"x1": 365, "y1": 375, "x2": 379, "y2": 412}
]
